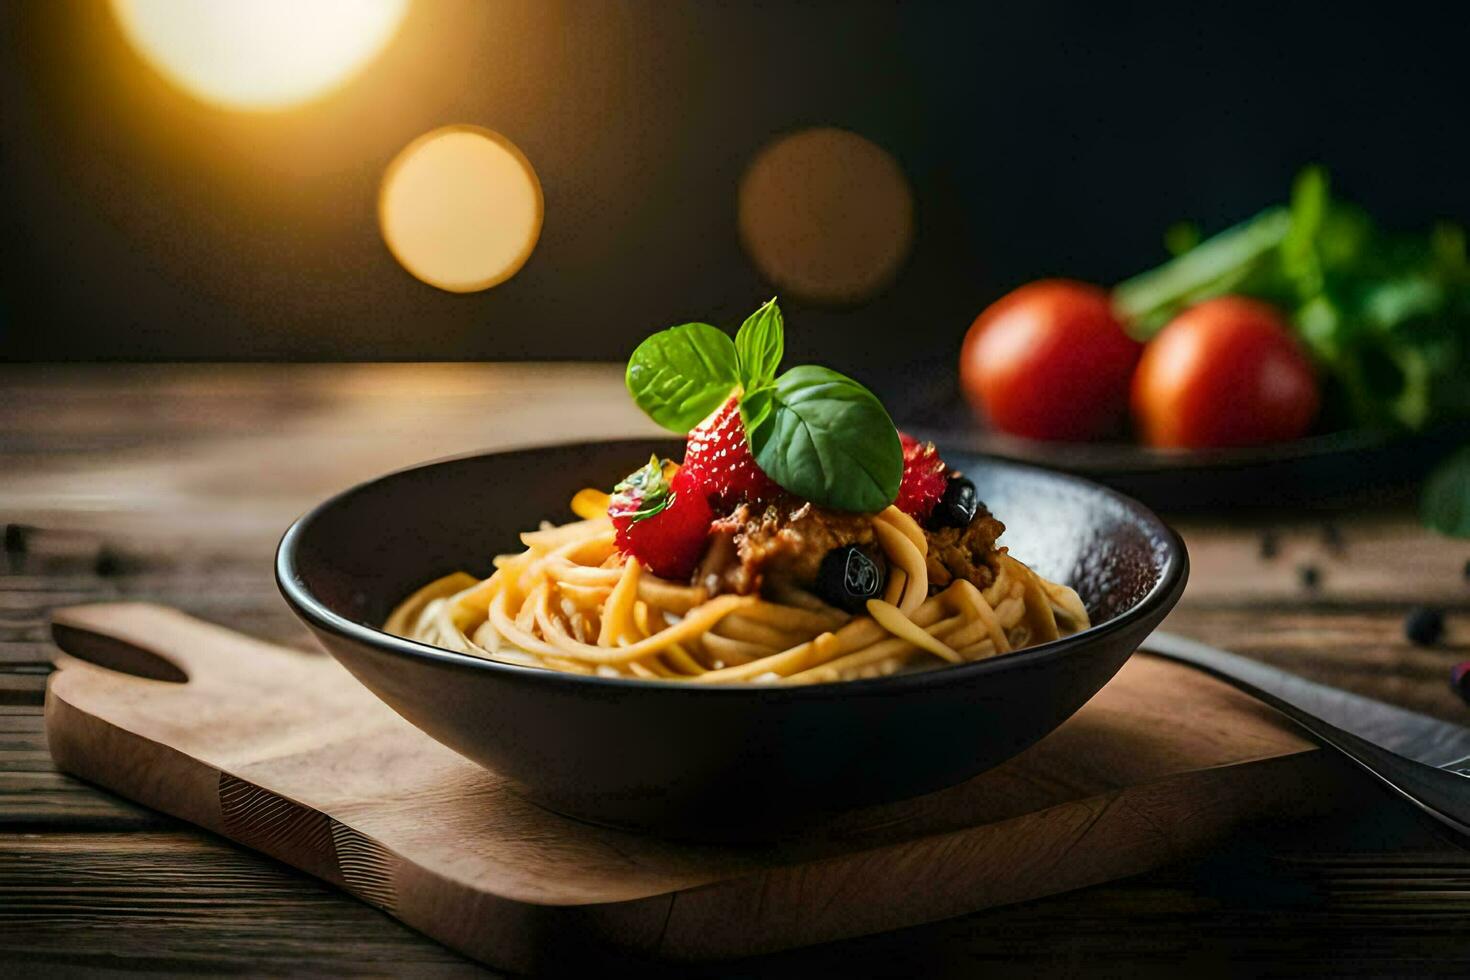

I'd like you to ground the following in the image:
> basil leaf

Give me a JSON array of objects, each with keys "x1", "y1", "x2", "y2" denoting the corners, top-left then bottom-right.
[
  {"x1": 1422, "y1": 447, "x2": 1470, "y2": 538},
  {"x1": 625, "y1": 323, "x2": 740, "y2": 432},
  {"x1": 744, "y1": 365, "x2": 902, "y2": 513},
  {"x1": 735, "y1": 297, "x2": 784, "y2": 388}
]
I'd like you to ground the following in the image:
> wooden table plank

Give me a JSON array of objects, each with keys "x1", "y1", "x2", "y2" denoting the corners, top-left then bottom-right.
[
  {"x1": 1177, "y1": 511, "x2": 1470, "y2": 606},
  {"x1": 0, "y1": 364, "x2": 657, "y2": 550},
  {"x1": 4, "y1": 363, "x2": 1470, "y2": 975},
  {"x1": 1, "y1": 717, "x2": 1464, "y2": 978},
  {"x1": 0, "y1": 832, "x2": 489, "y2": 976},
  {"x1": 0, "y1": 706, "x2": 165, "y2": 831},
  {"x1": 2, "y1": 781, "x2": 1466, "y2": 977}
]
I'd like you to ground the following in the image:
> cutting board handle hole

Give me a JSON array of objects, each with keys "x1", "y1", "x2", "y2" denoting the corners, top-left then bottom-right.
[{"x1": 52, "y1": 623, "x2": 188, "y2": 683}]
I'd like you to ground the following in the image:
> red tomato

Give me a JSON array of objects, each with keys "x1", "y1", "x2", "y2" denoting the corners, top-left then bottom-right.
[
  {"x1": 960, "y1": 280, "x2": 1142, "y2": 441},
  {"x1": 1131, "y1": 295, "x2": 1319, "y2": 448}
]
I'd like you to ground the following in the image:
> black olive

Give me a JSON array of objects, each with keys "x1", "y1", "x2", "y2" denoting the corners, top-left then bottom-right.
[
  {"x1": 93, "y1": 546, "x2": 123, "y2": 577},
  {"x1": 816, "y1": 545, "x2": 885, "y2": 613},
  {"x1": 1405, "y1": 606, "x2": 1445, "y2": 647},
  {"x1": 931, "y1": 475, "x2": 979, "y2": 529}
]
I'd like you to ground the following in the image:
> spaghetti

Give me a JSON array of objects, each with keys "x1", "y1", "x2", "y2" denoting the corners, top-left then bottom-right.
[{"x1": 386, "y1": 490, "x2": 1089, "y2": 685}]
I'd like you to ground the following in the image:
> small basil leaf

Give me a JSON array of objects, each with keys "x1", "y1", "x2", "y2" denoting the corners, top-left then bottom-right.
[
  {"x1": 1422, "y1": 446, "x2": 1470, "y2": 538},
  {"x1": 735, "y1": 297, "x2": 784, "y2": 388},
  {"x1": 745, "y1": 365, "x2": 902, "y2": 513},
  {"x1": 625, "y1": 323, "x2": 740, "y2": 432},
  {"x1": 738, "y1": 381, "x2": 775, "y2": 436}
]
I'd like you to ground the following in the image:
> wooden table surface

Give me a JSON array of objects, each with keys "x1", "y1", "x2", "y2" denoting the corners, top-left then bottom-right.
[{"x1": 4, "y1": 363, "x2": 1470, "y2": 976}]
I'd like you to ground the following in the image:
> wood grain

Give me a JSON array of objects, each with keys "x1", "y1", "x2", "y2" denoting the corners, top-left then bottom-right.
[
  {"x1": 45, "y1": 602, "x2": 1353, "y2": 970},
  {"x1": 0, "y1": 832, "x2": 484, "y2": 976},
  {"x1": 4, "y1": 363, "x2": 1470, "y2": 975}
]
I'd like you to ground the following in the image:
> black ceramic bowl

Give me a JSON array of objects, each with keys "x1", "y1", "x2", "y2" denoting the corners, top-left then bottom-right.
[{"x1": 277, "y1": 439, "x2": 1187, "y2": 838}]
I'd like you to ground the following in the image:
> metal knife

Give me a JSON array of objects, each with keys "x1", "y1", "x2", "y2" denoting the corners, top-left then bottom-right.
[{"x1": 1141, "y1": 630, "x2": 1470, "y2": 837}]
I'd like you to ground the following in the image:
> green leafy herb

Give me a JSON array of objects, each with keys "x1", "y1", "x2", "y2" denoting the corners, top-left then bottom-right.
[
  {"x1": 625, "y1": 323, "x2": 739, "y2": 432},
  {"x1": 1112, "y1": 207, "x2": 1291, "y2": 335},
  {"x1": 1422, "y1": 448, "x2": 1470, "y2": 538},
  {"x1": 1115, "y1": 166, "x2": 1470, "y2": 434},
  {"x1": 735, "y1": 297, "x2": 784, "y2": 390},
  {"x1": 1111, "y1": 166, "x2": 1470, "y2": 536},
  {"x1": 624, "y1": 300, "x2": 903, "y2": 513},
  {"x1": 610, "y1": 455, "x2": 675, "y2": 523},
  {"x1": 742, "y1": 365, "x2": 902, "y2": 513}
]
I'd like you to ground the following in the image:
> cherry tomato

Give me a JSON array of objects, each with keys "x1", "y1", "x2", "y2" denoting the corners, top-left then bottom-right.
[
  {"x1": 960, "y1": 280, "x2": 1142, "y2": 441},
  {"x1": 1131, "y1": 295, "x2": 1319, "y2": 448}
]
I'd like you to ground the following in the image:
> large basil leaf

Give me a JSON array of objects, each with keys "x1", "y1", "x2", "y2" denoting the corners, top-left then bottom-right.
[
  {"x1": 743, "y1": 365, "x2": 902, "y2": 512},
  {"x1": 625, "y1": 323, "x2": 739, "y2": 432},
  {"x1": 734, "y1": 297, "x2": 784, "y2": 388}
]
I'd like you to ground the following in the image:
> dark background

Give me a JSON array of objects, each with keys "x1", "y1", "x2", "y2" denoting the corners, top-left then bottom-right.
[{"x1": 2, "y1": 0, "x2": 1468, "y2": 390}]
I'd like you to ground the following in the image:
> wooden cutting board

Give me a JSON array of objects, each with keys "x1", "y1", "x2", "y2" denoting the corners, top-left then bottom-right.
[{"x1": 44, "y1": 603, "x2": 1343, "y2": 973}]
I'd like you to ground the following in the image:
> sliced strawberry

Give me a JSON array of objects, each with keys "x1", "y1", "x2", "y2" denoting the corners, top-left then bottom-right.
[
  {"x1": 608, "y1": 457, "x2": 713, "y2": 580},
  {"x1": 681, "y1": 396, "x2": 783, "y2": 507},
  {"x1": 894, "y1": 432, "x2": 948, "y2": 520}
]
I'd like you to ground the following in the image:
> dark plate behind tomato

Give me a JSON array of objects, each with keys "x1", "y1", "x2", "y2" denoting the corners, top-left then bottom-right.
[{"x1": 903, "y1": 382, "x2": 1468, "y2": 511}]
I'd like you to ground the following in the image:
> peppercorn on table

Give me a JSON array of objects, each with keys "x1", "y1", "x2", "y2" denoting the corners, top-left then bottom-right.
[{"x1": 3, "y1": 363, "x2": 1469, "y2": 976}]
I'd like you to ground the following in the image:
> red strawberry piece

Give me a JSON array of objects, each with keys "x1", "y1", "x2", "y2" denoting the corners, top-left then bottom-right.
[
  {"x1": 681, "y1": 396, "x2": 783, "y2": 507},
  {"x1": 608, "y1": 458, "x2": 713, "y2": 580},
  {"x1": 894, "y1": 432, "x2": 947, "y2": 520}
]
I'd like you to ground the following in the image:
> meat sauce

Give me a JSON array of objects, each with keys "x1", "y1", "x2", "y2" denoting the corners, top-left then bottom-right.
[{"x1": 695, "y1": 497, "x2": 1003, "y2": 600}]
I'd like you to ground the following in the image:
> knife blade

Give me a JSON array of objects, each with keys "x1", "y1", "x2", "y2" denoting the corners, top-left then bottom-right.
[{"x1": 1141, "y1": 630, "x2": 1470, "y2": 772}]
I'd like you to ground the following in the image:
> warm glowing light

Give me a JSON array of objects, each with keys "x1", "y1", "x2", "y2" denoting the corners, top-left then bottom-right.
[
  {"x1": 379, "y1": 126, "x2": 544, "y2": 294},
  {"x1": 110, "y1": 0, "x2": 409, "y2": 110},
  {"x1": 738, "y1": 127, "x2": 915, "y2": 306}
]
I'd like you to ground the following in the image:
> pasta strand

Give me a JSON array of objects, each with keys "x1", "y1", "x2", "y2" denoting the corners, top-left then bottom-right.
[{"x1": 385, "y1": 486, "x2": 1089, "y2": 684}]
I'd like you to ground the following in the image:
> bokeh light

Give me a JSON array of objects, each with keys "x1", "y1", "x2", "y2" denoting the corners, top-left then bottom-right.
[
  {"x1": 110, "y1": 0, "x2": 409, "y2": 111},
  {"x1": 379, "y1": 126, "x2": 543, "y2": 294},
  {"x1": 738, "y1": 127, "x2": 915, "y2": 306}
]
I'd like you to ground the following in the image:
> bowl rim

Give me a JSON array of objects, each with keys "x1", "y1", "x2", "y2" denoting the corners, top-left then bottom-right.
[{"x1": 276, "y1": 438, "x2": 1189, "y2": 699}]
